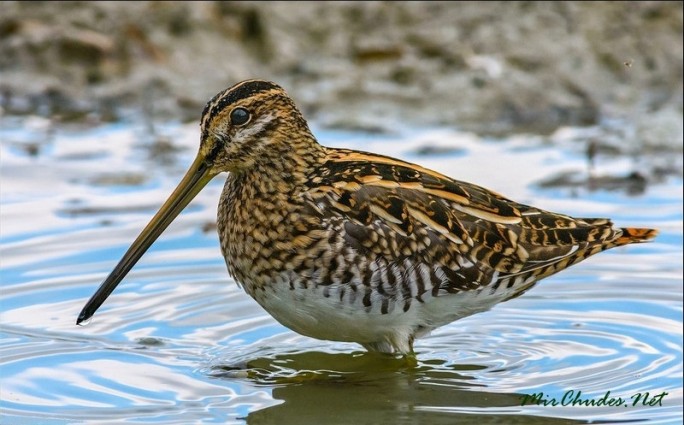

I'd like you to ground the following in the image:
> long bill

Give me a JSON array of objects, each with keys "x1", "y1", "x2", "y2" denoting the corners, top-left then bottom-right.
[{"x1": 76, "y1": 154, "x2": 216, "y2": 325}]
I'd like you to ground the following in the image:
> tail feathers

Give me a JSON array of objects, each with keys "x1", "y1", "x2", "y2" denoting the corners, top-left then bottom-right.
[{"x1": 613, "y1": 227, "x2": 658, "y2": 247}]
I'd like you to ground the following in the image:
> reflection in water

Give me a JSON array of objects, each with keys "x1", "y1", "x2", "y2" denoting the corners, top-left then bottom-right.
[
  {"x1": 0, "y1": 118, "x2": 681, "y2": 424},
  {"x1": 255, "y1": 384, "x2": 585, "y2": 425},
  {"x1": 207, "y1": 351, "x2": 588, "y2": 425}
]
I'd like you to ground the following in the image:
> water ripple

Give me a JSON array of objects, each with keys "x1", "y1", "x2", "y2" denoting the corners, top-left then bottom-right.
[{"x1": 1, "y1": 121, "x2": 681, "y2": 424}]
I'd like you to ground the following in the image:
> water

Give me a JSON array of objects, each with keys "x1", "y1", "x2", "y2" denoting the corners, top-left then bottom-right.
[{"x1": 1, "y1": 116, "x2": 682, "y2": 424}]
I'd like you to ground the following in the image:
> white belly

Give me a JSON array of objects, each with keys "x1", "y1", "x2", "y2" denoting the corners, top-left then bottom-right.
[
  {"x1": 255, "y1": 282, "x2": 413, "y2": 344},
  {"x1": 247, "y1": 271, "x2": 526, "y2": 352}
]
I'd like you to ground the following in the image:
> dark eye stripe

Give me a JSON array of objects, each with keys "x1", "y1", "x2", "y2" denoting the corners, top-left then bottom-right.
[{"x1": 202, "y1": 80, "x2": 280, "y2": 127}]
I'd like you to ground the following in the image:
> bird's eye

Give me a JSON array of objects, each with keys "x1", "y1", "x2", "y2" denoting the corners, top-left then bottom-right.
[{"x1": 230, "y1": 107, "x2": 251, "y2": 126}]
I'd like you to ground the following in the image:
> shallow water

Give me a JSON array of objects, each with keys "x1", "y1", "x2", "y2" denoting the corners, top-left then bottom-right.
[{"x1": 1, "y1": 116, "x2": 682, "y2": 424}]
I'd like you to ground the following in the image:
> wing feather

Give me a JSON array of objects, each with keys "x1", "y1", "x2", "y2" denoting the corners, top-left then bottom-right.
[{"x1": 306, "y1": 149, "x2": 621, "y2": 293}]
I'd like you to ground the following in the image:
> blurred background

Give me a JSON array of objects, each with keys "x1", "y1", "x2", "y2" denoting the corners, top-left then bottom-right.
[
  {"x1": 2, "y1": 1, "x2": 682, "y2": 135},
  {"x1": 1, "y1": 2, "x2": 682, "y2": 424}
]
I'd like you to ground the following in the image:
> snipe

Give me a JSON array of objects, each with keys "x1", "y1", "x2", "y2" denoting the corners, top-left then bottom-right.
[{"x1": 78, "y1": 80, "x2": 657, "y2": 354}]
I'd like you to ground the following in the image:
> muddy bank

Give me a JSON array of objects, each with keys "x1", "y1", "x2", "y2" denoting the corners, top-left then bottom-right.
[{"x1": 1, "y1": 1, "x2": 682, "y2": 139}]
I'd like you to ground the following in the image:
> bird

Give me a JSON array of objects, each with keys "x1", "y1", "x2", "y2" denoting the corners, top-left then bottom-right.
[{"x1": 77, "y1": 79, "x2": 658, "y2": 355}]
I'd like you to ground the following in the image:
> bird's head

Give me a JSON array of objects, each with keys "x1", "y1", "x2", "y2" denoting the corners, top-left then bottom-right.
[
  {"x1": 199, "y1": 79, "x2": 316, "y2": 175},
  {"x1": 76, "y1": 80, "x2": 318, "y2": 324}
]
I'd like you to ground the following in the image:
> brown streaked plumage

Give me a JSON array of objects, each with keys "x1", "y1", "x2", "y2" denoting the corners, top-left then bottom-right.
[{"x1": 77, "y1": 80, "x2": 658, "y2": 354}]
